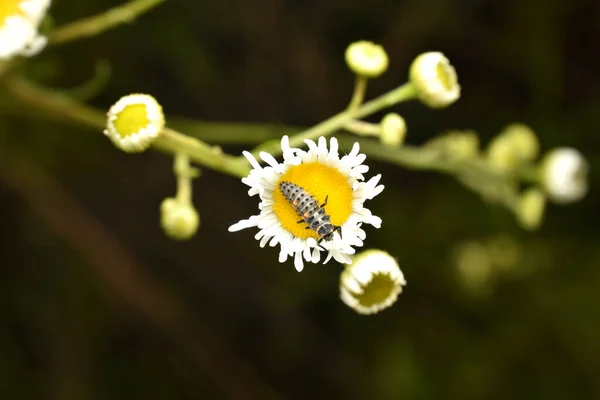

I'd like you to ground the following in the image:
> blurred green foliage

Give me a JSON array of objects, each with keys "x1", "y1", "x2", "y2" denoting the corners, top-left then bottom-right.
[{"x1": 0, "y1": 0, "x2": 599, "y2": 399}]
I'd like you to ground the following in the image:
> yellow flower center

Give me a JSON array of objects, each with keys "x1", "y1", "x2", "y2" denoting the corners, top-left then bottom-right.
[
  {"x1": 0, "y1": 0, "x2": 25, "y2": 23},
  {"x1": 354, "y1": 272, "x2": 396, "y2": 308},
  {"x1": 113, "y1": 104, "x2": 151, "y2": 138},
  {"x1": 273, "y1": 162, "x2": 353, "y2": 239},
  {"x1": 436, "y1": 61, "x2": 456, "y2": 91}
]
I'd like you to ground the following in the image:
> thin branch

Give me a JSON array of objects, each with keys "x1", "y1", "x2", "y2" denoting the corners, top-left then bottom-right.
[
  {"x1": 4, "y1": 77, "x2": 249, "y2": 178},
  {"x1": 48, "y1": 0, "x2": 168, "y2": 45}
]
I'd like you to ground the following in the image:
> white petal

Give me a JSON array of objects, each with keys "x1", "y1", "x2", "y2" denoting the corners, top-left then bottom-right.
[
  {"x1": 259, "y1": 235, "x2": 270, "y2": 248},
  {"x1": 228, "y1": 217, "x2": 258, "y2": 232},
  {"x1": 278, "y1": 249, "x2": 288, "y2": 263},
  {"x1": 303, "y1": 245, "x2": 312, "y2": 261},
  {"x1": 294, "y1": 252, "x2": 304, "y2": 272},
  {"x1": 304, "y1": 139, "x2": 318, "y2": 152},
  {"x1": 260, "y1": 151, "x2": 280, "y2": 168},
  {"x1": 311, "y1": 246, "x2": 321, "y2": 263},
  {"x1": 242, "y1": 151, "x2": 262, "y2": 170},
  {"x1": 349, "y1": 142, "x2": 360, "y2": 158},
  {"x1": 329, "y1": 137, "x2": 339, "y2": 157}
]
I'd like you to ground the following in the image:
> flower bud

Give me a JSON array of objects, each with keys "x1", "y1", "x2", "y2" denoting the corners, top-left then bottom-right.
[
  {"x1": 345, "y1": 41, "x2": 389, "y2": 78},
  {"x1": 487, "y1": 135, "x2": 520, "y2": 173},
  {"x1": 501, "y1": 123, "x2": 539, "y2": 162},
  {"x1": 541, "y1": 148, "x2": 588, "y2": 204},
  {"x1": 380, "y1": 113, "x2": 406, "y2": 147},
  {"x1": 487, "y1": 124, "x2": 540, "y2": 173},
  {"x1": 340, "y1": 249, "x2": 405, "y2": 315},
  {"x1": 105, "y1": 93, "x2": 165, "y2": 153},
  {"x1": 409, "y1": 52, "x2": 460, "y2": 108},
  {"x1": 426, "y1": 130, "x2": 479, "y2": 161},
  {"x1": 517, "y1": 188, "x2": 546, "y2": 230},
  {"x1": 160, "y1": 198, "x2": 199, "y2": 240}
]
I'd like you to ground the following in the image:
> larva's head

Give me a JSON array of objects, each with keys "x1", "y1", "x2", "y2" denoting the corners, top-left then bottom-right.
[{"x1": 318, "y1": 225, "x2": 342, "y2": 244}]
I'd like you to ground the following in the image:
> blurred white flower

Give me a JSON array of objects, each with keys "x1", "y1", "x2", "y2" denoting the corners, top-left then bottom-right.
[
  {"x1": 0, "y1": 0, "x2": 50, "y2": 59},
  {"x1": 541, "y1": 148, "x2": 588, "y2": 204}
]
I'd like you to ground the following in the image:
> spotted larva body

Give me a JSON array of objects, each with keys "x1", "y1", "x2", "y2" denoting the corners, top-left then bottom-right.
[{"x1": 279, "y1": 181, "x2": 341, "y2": 243}]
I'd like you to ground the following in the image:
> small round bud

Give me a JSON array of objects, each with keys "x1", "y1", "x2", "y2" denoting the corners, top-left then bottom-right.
[
  {"x1": 487, "y1": 135, "x2": 520, "y2": 173},
  {"x1": 409, "y1": 52, "x2": 460, "y2": 108},
  {"x1": 541, "y1": 148, "x2": 588, "y2": 204},
  {"x1": 501, "y1": 123, "x2": 539, "y2": 162},
  {"x1": 487, "y1": 124, "x2": 540, "y2": 173},
  {"x1": 160, "y1": 198, "x2": 200, "y2": 240},
  {"x1": 517, "y1": 188, "x2": 546, "y2": 230},
  {"x1": 380, "y1": 113, "x2": 406, "y2": 147},
  {"x1": 426, "y1": 130, "x2": 479, "y2": 161},
  {"x1": 104, "y1": 93, "x2": 165, "y2": 153},
  {"x1": 0, "y1": 0, "x2": 50, "y2": 60},
  {"x1": 340, "y1": 249, "x2": 406, "y2": 315},
  {"x1": 345, "y1": 41, "x2": 389, "y2": 78}
]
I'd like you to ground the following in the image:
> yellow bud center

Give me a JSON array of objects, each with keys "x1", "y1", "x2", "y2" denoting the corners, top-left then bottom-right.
[
  {"x1": 0, "y1": 0, "x2": 25, "y2": 23},
  {"x1": 436, "y1": 62, "x2": 456, "y2": 91},
  {"x1": 273, "y1": 162, "x2": 353, "y2": 239},
  {"x1": 113, "y1": 104, "x2": 151, "y2": 138},
  {"x1": 353, "y1": 273, "x2": 397, "y2": 308}
]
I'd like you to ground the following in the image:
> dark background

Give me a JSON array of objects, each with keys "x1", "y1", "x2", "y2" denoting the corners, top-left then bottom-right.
[{"x1": 1, "y1": 0, "x2": 599, "y2": 399}]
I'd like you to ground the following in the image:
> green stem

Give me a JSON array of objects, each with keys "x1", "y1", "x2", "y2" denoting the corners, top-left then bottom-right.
[
  {"x1": 156, "y1": 129, "x2": 249, "y2": 178},
  {"x1": 0, "y1": 76, "x2": 535, "y2": 216},
  {"x1": 250, "y1": 82, "x2": 417, "y2": 158},
  {"x1": 174, "y1": 153, "x2": 194, "y2": 204},
  {"x1": 347, "y1": 76, "x2": 368, "y2": 114},
  {"x1": 342, "y1": 137, "x2": 522, "y2": 210},
  {"x1": 48, "y1": 0, "x2": 167, "y2": 45},
  {"x1": 518, "y1": 164, "x2": 541, "y2": 183},
  {"x1": 344, "y1": 120, "x2": 380, "y2": 137}
]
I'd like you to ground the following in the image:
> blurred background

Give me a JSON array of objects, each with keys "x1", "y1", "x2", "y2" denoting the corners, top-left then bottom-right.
[{"x1": 1, "y1": 0, "x2": 599, "y2": 398}]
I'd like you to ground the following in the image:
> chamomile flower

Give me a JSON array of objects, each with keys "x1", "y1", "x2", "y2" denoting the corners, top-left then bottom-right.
[
  {"x1": 0, "y1": 0, "x2": 50, "y2": 60},
  {"x1": 340, "y1": 249, "x2": 406, "y2": 315},
  {"x1": 228, "y1": 136, "x2": 384, "y2": 272},
  {"x1": 104, "y1": 93, "x2": 165, "y2": 153}
]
